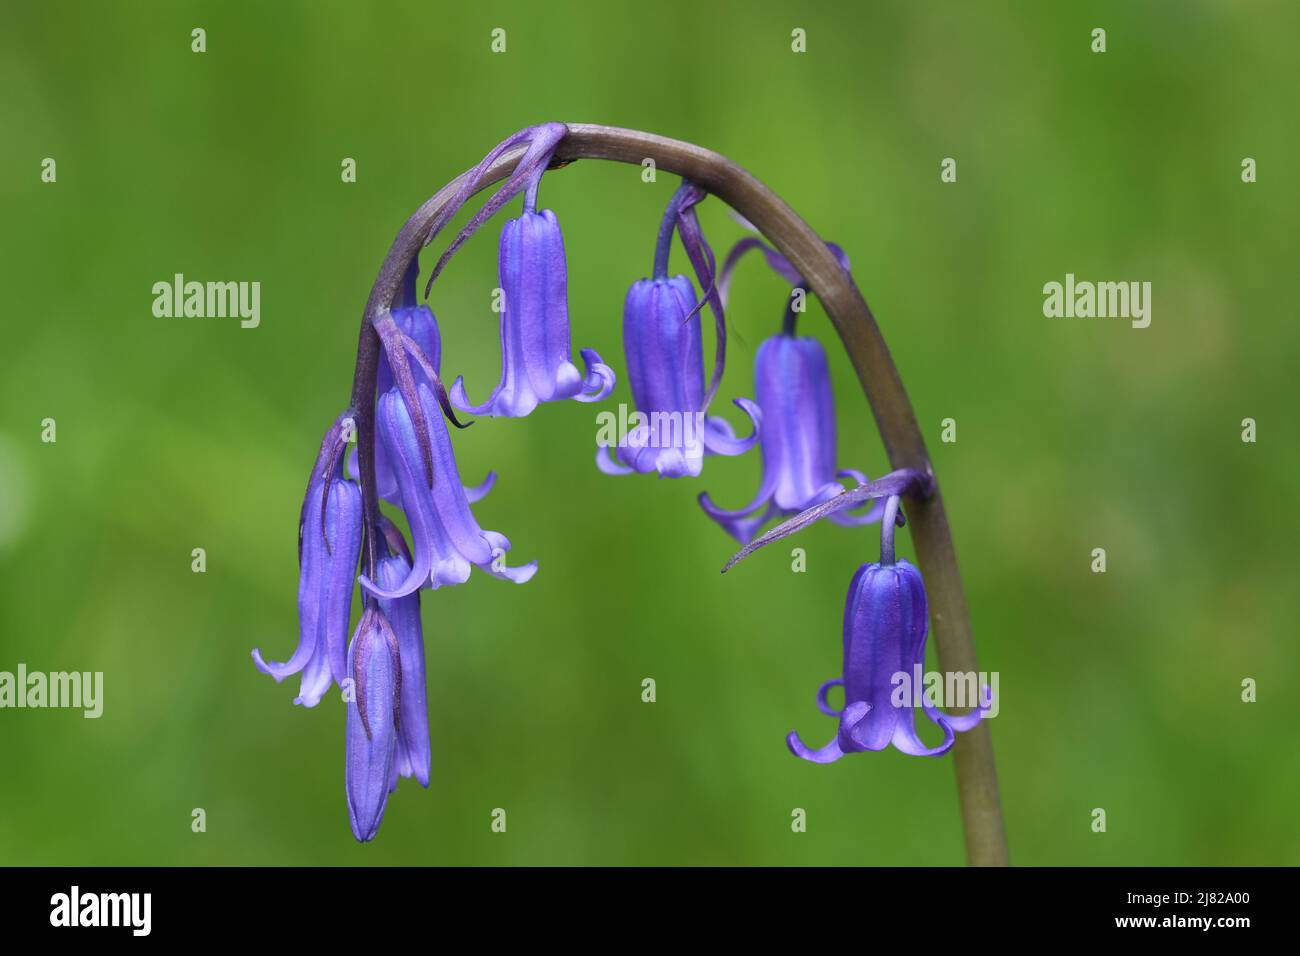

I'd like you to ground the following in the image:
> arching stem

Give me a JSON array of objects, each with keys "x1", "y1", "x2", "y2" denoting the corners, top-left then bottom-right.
[{"x1": 347, "y1": 123, "x2": 1008, "y2": 866}]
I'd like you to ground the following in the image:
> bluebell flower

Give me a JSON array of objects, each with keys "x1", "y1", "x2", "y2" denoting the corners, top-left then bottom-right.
[
  {"x1": 252, "y1": 414, "x2": 361, "y2": 707},
  {"x1": 358, "y1": 379, "x2": 536, "y2": 599},
  {"x1": 451, "y1": 208, "x2": 614, "y2": 417},
  {"x1": 346, "y1": 606, "x2": 401, "y2": 842},
  {"x1": 787, "y1": 497, "x2": 988, "y2": 762},
  {"x1": 401, "y1": 122, "x2": 612, "y2": 419},
  {"x1": 598, "y1": 182, "x2": 759, "y2": 478},
  {"x1": 700, "y1": 238, "x2": 882, "y2": 542},
  {"x1": 374, "y1": 550, "x2": 430, "y2": 789},
  {"x1": 347, "y1": 266, "x2": 495, "y2": 506}
]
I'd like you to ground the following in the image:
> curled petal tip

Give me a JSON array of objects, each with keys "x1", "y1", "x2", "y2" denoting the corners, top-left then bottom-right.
[
  {"x1": 595, "y1": 444, "x2": 633, "y2": 476},
  {"x1": 495, "y1": 560, "x2": 538, "y2": 584},
  {"x1": 250, "y1": 649, "x2": 291, "y2": 683},
  {"x1": 891, "y1": 717, "x2": 956, "y2": 757},
  {"x1": 463, "y1": 470, "x2": 497, "y2": 504},
  {"x1": 572, "y1": 348, "x2": 616, "y2": 403},
  {"x1": 816, "y1": 679, "x2": 845, "y2": 717},
  {"x1": 449, "y1": 375, "x2": 493, "y2": 417},
  {"x1": 359, "y1": 568, "x2": 425, "y2": 601},
  {"x1": 702, "y1": 398, "x2": 761, "y2": 457},
  {"x1": 786, "y1": 730, "x2": 844, "y2": 764},
  {"x1": 698, "y1": 489, "x2": 772, "y2": 547},
  {"x1": 481, "y1": 531, "x2": 539, "y2": 584}
]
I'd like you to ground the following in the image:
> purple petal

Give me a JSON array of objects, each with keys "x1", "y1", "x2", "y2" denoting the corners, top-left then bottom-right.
[
  {"x1": 449, "y1": 374, "x2": 495, "y2": 416},
  {"x1": 890, "y1": 712, "x2": 955, "y2": 757},
  {"x1": 921, "y1": 677, "x2": 992, "y2": 734},
  {"x1": 623, "y1": 277, "x2": 705, "y2": 421},
  {"x1": 253, "y1": 475, "x2": 361, "y2": 706},
  {"x1": 816, "y1": 679, "x2": 844, "y2": 717},
  {"x1": 753, "y1": 335, "x2": 836, "y2": 509},
  {"x1": 374, "y1": 312, "x2": 434, "y2": 489},
  {"x1": 839, "y1": 699, "x2": 891, "y2": 753},
  {"x1": 293, "y1": 645, "x2": 334, "y2": 709},
  {"x1": 596, "y1": 445, "x2": 633, "y2": 475},
  {"x1": 841, "y1": 564, "x2": 921, "y2": 732},
  {"x1": 697, "y1": 484, "x2": 775, "y2": 545},
  {"x1": 359, "y1": 389, "x2": 437, "y2": 599},
  {"x1": 463, "y1": 471, "x2": 497, "y2": 504},
  {"x1": 347, "y1": 443, "x2": 399, "y2": 505},
  {"x1": 698, "y1": 481, "x2": 773, "y2": 522},
  {"x1": 786, "y1": 730, "x2": 844, "y2": 764},
  {"x1": 572, "y1": 348, "x2": 615, "y2": 403},
  {"x1": 428, "y1": 556, "x2": 474, "y2": 590},
  {"x1": 479, "y1": 530, "x2": 539, "y2": 584},
  {"x1": 397, "y1": 305, "x2": 443, "y2": 378},
  {"x1": 376, "y1": 556, "x2": 430, "y2": 789},
  {"x1": 362, "y1": 383, "x2": 531, "y2": 599},
  {"x1": 346, "y1": 610, "x2": 399, "y2": 842},
  {"x1": 702, "y1": 398, "x2": 761, "y2": 457}
]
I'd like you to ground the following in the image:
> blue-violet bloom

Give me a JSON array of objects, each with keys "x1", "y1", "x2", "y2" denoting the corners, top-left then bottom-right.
[
  {"x1": 359, "y1": 380, "x2": 536, "y2": 599},
  {"x1": 450, "y1": 206, "x2": 614, "y2": 417},
  {"x1": 252, "y1": 413, "x2": 362, "y2": 707},
  {"x1": 787, "y1": 497, "x2": 989, "y2": 762},
  {"x1": 348, "y1": 263, "x2": 496, "y2": 506},
  {"x1": 409, "y1": 122, "x2": 613, "y2": 419},
  {"x1": 597, "y1": 182, "x2": 760, "y2": 478},
  {"x1": 700, "y1": 239, "x2": 882, "y2": 542},
  {"x1": 375, "y1": 550, "x2": 430, "y2": 790},
  {"x1": 346, "y1": 606, "x2": 401, "y2": 842}
]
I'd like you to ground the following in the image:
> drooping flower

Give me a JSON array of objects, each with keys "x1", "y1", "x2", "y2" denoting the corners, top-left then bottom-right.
[
  {"x1": 347, "y1": 262, "x2": 495, "y2": 506},
  {"x1": 597, "y1": 182, "x2": 760, "y2": 478},
  {"x1": 252, "y1": 413, "x2": 362, "y2": 707},
  {"x1": 346, "y1": 606, "x2": 401, "y2": 842},
  {"x1": 374, "y1": 549, "x2": 430, "y2": 789},
  {"x1": 358, "y1": 379, "x2": 536, "y2": 599},
  {"x1": 700, "y1": 237, "x2": 879, "y2": 543},
  {"x1": 395, "y1": 121, "x2": 612, "y2": 419},
  {"x1": 787, "y1": 497, "x2": 988, "y2": 763},
  {"x1": 451, "y1": 208, "x2": 614, "y2": 417}
]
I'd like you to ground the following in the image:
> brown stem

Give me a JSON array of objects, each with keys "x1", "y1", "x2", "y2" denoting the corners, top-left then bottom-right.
[{"x1": 351, "y1": 123, "x2": 1008, "y2": 865}]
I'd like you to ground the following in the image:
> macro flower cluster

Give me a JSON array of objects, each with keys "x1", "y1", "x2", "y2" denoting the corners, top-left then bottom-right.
[{"x1": 252, "y1": 123, "x2": 985, "y2": 842}]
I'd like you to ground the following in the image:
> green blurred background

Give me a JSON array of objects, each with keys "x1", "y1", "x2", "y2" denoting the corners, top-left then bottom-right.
[{"x1": 1, "y1": 0, "x2": 1296, "y2": 865}]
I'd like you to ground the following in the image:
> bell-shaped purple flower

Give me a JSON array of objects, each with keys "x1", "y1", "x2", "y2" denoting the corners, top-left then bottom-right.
[
  {"x1": 359, "y1": 381, "x2": 536, "y2": 600},
  {"x1": 700, "y1": 333, "x2": 883, "y2": 543},
  {"x1": 252, "y1": 415, "x2": 362, "y2": 707},
  {"x1": 374, "y1": 552, "x2": 430, "y2": 789},
  {"x1": 787, "y1": 499, "x2": 988, "y2": 763},
  {"x1": 348, "y1": 302, "x2": 495, "y2": 506},
  {"x1": 451, "y1": 209, "x2": 614, "y2": 417},
  {"x1": 598, "y1": 276, "x2": 760, "y2": 478},
  {"x1": 700, "y1": 234, "x2": 877, "y2": 542},
  {"x1": 346, "y1": 607, "x2": 400, "y2": 842},
  {"x1": 598, "y1": 181, "x2": 759, "y2": 478}
]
